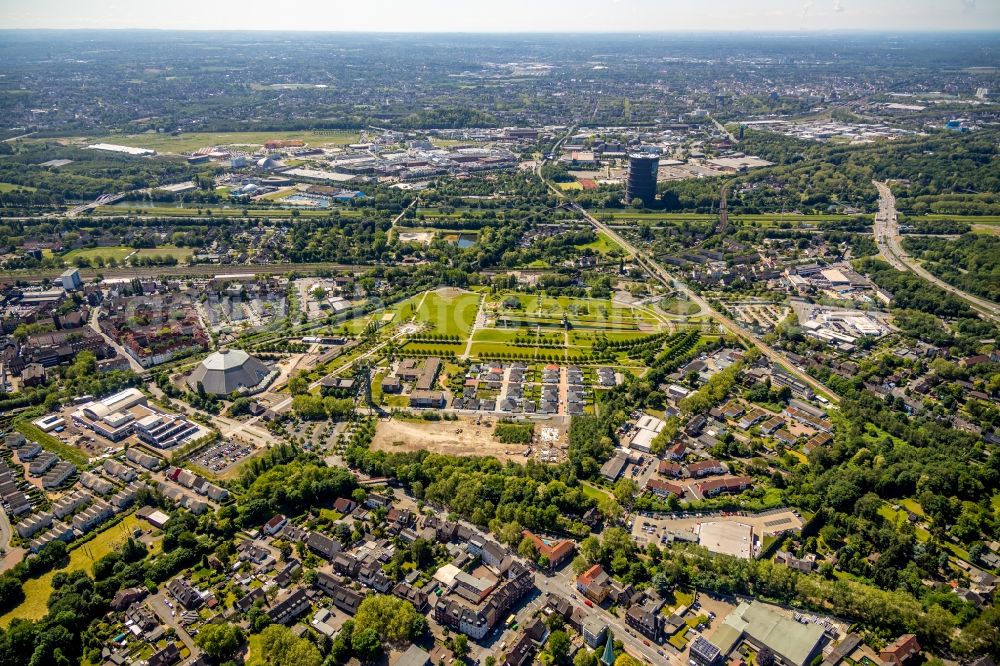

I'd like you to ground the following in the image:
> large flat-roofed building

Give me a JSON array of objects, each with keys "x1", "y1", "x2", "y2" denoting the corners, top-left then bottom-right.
[
  {"x1": 697, "y1": 521, "x2": 755, "y2": 559},
  {"x1": 134, "y1": 412, "x2": 202, "y2": 449},
  {"x1": 709, "y1": 601, "x2": 826, "y2": 666},
  {"x1": 72, "y1": 388, "x2": 148, "y2": 441},
  {"x1": 187, "y1": 348, "x2": 275, "y2": 396},
  {"x1": 625, "y1": 153, "x2": 659, "y2": 206},
  {"x1": 71, "y1": 388, "x2": 205, "y2": 448}
]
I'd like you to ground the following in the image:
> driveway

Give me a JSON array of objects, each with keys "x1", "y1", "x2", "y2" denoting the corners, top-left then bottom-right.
[{"x1": 148, "y1": 591, "x2": 200, "y2": 658}]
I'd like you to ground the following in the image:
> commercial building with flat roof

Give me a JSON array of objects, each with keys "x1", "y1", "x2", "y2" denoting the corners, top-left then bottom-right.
[
  {"x1": 71, "y1": 388, "x2": 204, "y2": 448},
  {"x1": 709, "y1": 601, "x2": 825, "y2": 666}
]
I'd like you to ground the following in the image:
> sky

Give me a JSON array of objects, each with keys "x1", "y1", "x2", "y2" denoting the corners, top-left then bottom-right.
[{"x1": 1, "y1": 0, "x2": 998, "y2": 32}]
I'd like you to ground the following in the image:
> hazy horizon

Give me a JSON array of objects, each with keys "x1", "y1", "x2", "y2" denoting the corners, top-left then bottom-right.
[{"x1": 1, "y1": 0, "x2": 998, "y2": 33}]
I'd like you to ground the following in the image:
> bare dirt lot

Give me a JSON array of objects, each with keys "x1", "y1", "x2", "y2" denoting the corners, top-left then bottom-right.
[{"x1": 371, "y1": 416, "x2": 530, "y2": 462}]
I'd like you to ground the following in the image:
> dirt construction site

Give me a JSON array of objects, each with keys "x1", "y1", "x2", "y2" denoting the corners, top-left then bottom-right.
[{"x1": 371, "y1": 416, "x2": 532, "y2": 462}]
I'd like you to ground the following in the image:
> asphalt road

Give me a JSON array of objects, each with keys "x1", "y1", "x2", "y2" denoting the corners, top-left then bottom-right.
[
  {"x1": 0, "y1": 509, "x2": 12, "y2": 558},
  {"x1": 148, "y1": 591, "x2": 200, "y2": 659},
  {"x1": 89, "y1": 308, "x2": 145, "y2": 373},
  {"x1": 541, "y1": 565, "x2": 683, "y2": 665},
  {"x1": 873, "y1": 180, "x2": 1000, "y2": 323}
]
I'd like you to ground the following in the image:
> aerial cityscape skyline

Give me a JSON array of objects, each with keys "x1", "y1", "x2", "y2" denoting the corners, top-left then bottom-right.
[
  {"x1": 0, "y1": 14, "x2": 998, "y2": 666},
  {"x1": 1, "y1": 0, "x2": 999, "y2": 32}
]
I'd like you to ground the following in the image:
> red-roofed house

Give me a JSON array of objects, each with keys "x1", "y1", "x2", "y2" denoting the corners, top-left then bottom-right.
[
  {"x1": 880, "y1": 634, "x2": 920, "y2": 666},
  {"x1": 696, "y1": 476, "x2": 752, "y2": 497},
  {"x1": 521, "y1": 530, "x2": 575, "y2": 568},
  {"x1": 658, "y1": 461, "x2": 683, "y2": 478},
  {"x1": 576, "y1": 564, "x2": 611, "y2": 603},
  {"x1": 264, "y1": 514, "x2": 288, "y2": 536},
  {"x1": 646, "y1": 478, "x2": 684, "y2": 498}
]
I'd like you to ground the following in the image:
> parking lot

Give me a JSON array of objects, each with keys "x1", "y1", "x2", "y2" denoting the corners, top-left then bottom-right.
[
  {"x1": 631, "y1": 508, "x2": 803, "y2": 547},
  {"x1": 189, "y1": 439, "x2": 255, "y2": 473}
]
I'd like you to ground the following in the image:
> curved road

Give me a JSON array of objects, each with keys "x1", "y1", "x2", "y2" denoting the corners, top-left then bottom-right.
[
  {"x1": 89, "y1": 308, "x2": 145, "y2": 373},
  {"x1": 873, "y1": 181, "x2": 1000, "y2": 323}
]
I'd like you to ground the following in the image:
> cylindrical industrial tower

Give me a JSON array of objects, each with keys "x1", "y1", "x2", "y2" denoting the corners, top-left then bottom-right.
[{"x1": 625, "y1": 153, "x2": 659, "y2": 206}]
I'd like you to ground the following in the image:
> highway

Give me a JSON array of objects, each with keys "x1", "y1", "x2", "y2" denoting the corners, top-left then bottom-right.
[
  {"x1": 577, "y1": 203, "x2": 840, "y2": 403},
  {"x1": 873, "y1": 180, "x2": 1000, "y2": 323}
]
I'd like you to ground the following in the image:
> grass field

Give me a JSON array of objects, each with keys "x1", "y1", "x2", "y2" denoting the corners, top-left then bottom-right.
[
  {"x1": 878, "y1": 503, "x2": 932, "y2": 542},
  {"x1": 0, "y1": 182, "x2": 36, "y2": 193},
  {"x1": 16, "y1": 420, "x2": 89, "y2": 467},
  {"x1": 875, "y1": 499, "x2": 970, "y2": 564},
  {"x1": 61, "y1": 245, "x2": 193, "y2": 262},
  {"x1": 659, "y1": 297, "x2": 701, "y2": 316},
  {"x1": 62, "y1": 246, "x2": 134, "y2": 261},
  {"x1": 0, "y1": 514, "x2": 146, "y2": 626},
  {"x1": 415, "y1": 289, "x2": 481, "y2": 337},
  {"x1": 85, "y1": 129, "x2": 361, "y2": 153},
  {"x1": 580, "y1": 481, "x2": 611, "y2": 501},
  {"x1": 471, "y1": 328, "x2": 522, "y2": 343},
  {"x1": 558, "y1": 182, "x2": 583, "y2": 191},
  {"x1": 576, "y1": 230, "x2": 623, "y2": 255},
  {"x1": 918, "y1": 214, "x2": 1000, "y2": 225}
]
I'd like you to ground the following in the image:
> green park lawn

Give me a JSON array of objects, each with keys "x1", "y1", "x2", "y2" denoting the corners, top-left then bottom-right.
[
  {"x1": 576, "y1": 231, "x2": 623, "y2": 255},
  {"x1": 472, "y1": 328, "x2": 524, "y2": 344},
  {"x1": 414, "y1": 290, "x2": 481, "y2": 337},
  {"x1": 0, "y1": 182, "x2": 36, "y2": 193},
  {"x1": 61, "y1": 245, "x2": 193, "y2": 263},
  {"x1": 497, "y1": 294, "x2": 658, "y2": 328}
]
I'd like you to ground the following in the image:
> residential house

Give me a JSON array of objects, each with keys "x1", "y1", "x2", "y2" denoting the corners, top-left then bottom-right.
[
  {"x1": 879, "y1": 635, "x2": 920, "y2": 666},
  {"x1": 167, "y1": 577, "x2": 202, "y2": 610},
  {"x1": 576, "y1": 564, "x2": 611, "y2": 603},
  {"x1": 267, "y1": 588, "x2": 311, "y2": 625}
]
